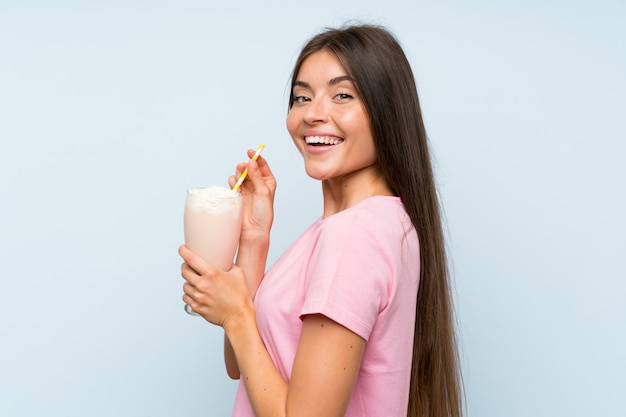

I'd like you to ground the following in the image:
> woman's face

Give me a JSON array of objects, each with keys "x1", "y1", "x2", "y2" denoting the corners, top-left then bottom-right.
[{"x1": 287, "y1": 50, "x2": 378, "y2": 184}]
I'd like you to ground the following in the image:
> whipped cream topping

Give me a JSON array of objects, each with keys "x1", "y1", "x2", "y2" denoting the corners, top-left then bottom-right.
[
  {"x1": 305, "y1": 135, "x2": 344, "y2": 145},
  {"x1": 186, "y1": 186, "x2": 241, "y2": 212}
]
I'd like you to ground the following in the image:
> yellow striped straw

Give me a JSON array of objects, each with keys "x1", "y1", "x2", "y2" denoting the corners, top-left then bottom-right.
[{"x1": 231, "y1": 144, "x2": 265, "y2": 192}]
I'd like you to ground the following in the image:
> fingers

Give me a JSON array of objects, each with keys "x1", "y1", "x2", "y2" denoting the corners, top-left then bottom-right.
[
  {"x1": 227, "y1": 149, "x2": 276, "y2": 210},
  {"x1": 180, "y1": 247, "x2": 212, "y2": 317},
  {"x1": 245, "y1": 159, "x2": 263, "y2": 189},
  {"x1": 182, "y1": 281, "x2": 195, "y2": 300},
  {"x1": 231, "y1": 149, "x2": 273, "y2": 185},
  {"x1": 182, "y1": 279, "x2": 207, "y2": 309},
  {"x1": 228, "y1": 161, "x2": 249, "y2": 189},
  {"x1": 245, "y1": 155, "x2": 275, "y2": 194},
  {"x1": 246, "y1": 148, "x2": 258, "y2": 159},
  {"x1": 248, "y1": 150, "x2": 274, "y2": 179},
  {"x1": 182, "y1": 292, "x2": 203, "y2": 318},
  {"x1": 179, "y1": 245, "x2": 216, "y2": 284}
]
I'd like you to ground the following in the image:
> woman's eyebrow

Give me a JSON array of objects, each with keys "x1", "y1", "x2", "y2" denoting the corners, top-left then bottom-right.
[
  {"x1": 328, "y1": 75, "x2": 352, "y2": 85},
  {"x1": 293, "y1": 75, "x2": 353, "y2": 90}
]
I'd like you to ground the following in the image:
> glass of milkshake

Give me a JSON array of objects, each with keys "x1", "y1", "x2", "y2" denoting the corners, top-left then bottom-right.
[
  {"x1": 183, "y1": 186, "x2": 243, "y2": 315},
  {"x1": 182, "y1": 144, "x2": 264, "y2": 316}
]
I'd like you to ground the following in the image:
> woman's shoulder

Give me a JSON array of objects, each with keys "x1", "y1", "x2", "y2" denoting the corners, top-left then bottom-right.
[
  {"x1": 319, "y1": 196, "x2": 413, "y2": 241},
  {"x1": 323, "y1": 196, "x2": 407, "y2": 225}
]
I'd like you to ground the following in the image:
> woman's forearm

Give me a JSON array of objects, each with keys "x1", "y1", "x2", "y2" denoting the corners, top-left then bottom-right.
[
  {"x1": 235, "y1": 233, "x2": 270, "y2": 298},
  {"x1": 224, "y1": 306, "x2": 288, "y2": 417},
  {"x1": 224, "y1": 335, "x2": 240, "y2": 379},
  {"x1": 226, "y1": 233, "x2": 270, "y2": 379}
]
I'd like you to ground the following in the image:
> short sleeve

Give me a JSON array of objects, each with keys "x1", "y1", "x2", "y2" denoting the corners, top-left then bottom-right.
[{"x1": 299, "y1": 213, "x2": 393, "y2": 341}]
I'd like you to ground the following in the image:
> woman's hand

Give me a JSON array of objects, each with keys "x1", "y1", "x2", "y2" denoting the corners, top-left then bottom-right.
[
  {"x1": 179, "y1": 245, "x2": 253, "y2": 327},
  {"x1": 228, "y1": 150, "x2": 276, "y2": 298},
  {"x1": 228, "y1": 149, "x2": 276, "y2": 243}
]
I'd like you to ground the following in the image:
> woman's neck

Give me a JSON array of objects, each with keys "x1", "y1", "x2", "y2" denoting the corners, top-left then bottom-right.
[{"x1": 321, "y1": 166, "x2": 394, "y2": 218}]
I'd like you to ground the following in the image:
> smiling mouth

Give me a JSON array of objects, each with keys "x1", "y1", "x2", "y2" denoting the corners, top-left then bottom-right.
[{"x1": 305, "y1": 136, "x2": 344, "y2": 146}]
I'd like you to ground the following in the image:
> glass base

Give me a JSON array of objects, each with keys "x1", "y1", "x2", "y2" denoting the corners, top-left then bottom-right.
[{"x1": 184, "y1": 303, "x2": 200, "y2": 316}]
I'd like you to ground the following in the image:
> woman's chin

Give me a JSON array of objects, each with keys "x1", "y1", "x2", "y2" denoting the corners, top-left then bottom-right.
[{"x1": 304, "y1": 166, "x2": 330, "y2": 181}]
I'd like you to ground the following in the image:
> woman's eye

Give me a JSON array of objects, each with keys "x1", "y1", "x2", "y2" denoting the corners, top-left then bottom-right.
[
  {"x1": 292, "y1": 95, "x2": 310, "y2": 104},
  {"x1": 335, "y1": 93, "x2": 353, "y2": 100}
]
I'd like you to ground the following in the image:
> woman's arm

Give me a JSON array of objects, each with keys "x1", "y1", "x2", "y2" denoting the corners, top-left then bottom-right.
[
  {"x1": 225, "y1": 309, "x2": 366, "y2": 417},
  {"x1": 288, "y1": 315, "x2": 365, "y2": 415},
  {"x1": 225, "y1": 152, "x2": 276, "y2": 379},
  {"x1": 180, "y1": 246, "x2": 366, "y2": 416},
  {"x1": 225, "y1": 231, "x2": 270, "y2": 379},
  {"x1": 229, "y1": 151, "x2": 275, "y2": 297}
]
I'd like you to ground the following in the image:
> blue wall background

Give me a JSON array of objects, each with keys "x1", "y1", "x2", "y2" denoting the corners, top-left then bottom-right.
[{"x1": 1, "y1": 1, "x2": 624, "y2": 416}]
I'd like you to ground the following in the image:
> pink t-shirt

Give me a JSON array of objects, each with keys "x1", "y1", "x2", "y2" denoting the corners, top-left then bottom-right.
[{"x1": 232, "y1": 196, "x2": 420, "y2": 416}]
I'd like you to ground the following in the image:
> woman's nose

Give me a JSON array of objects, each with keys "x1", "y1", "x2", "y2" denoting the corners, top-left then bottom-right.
[{"x1": 303, "y1": 98, "x2": 328, "y2": 125}]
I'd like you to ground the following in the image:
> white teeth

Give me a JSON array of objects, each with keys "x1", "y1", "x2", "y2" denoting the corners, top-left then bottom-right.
[{"x1": 305, "y1": 136, "x2": 343, "y2": 145}]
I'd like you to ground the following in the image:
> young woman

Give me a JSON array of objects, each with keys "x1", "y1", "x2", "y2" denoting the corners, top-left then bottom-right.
[{"x1": 180, "y1": 24, "x2": 463, "y2": 417}]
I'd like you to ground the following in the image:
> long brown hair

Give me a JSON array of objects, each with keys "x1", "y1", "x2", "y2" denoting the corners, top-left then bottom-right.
[{"x1": 288, "y1": 24, "x2": 463, "y2": 417}]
